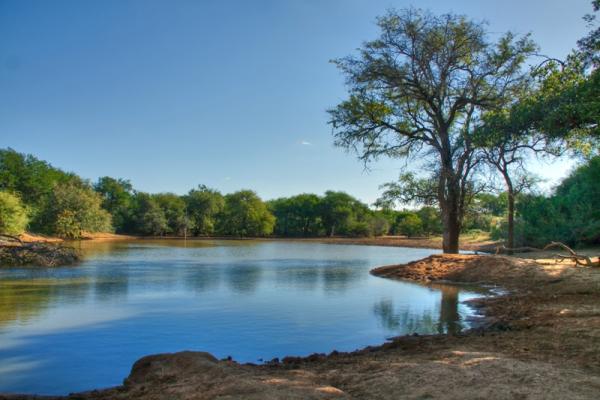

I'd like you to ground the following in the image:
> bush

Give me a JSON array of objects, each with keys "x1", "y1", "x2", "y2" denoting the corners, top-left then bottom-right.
[
  {"x1": 347, "y1": 221, "x2": 373, "y2": 237},
  {"x1": 0, "y1": 191, "x2": 29, "y2": 235},
  {"x1": 369, "y1": 216, "x2": 390, "y2": 236},
  {"x1": 397, "y1": 213, "x2": 423, "y2": 237},
  {"x1": 44, "y1": 182, "x2": 113, "y2": 239}
]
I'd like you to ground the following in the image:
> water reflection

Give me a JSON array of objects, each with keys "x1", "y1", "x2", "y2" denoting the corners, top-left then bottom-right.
[
  {"x1": 0, "y1": 278, "x2": 92, "y2": 328},
  {"x1": 0, "y1": 240, "x2": 481, "y2": 395},
  {"x1": 93, "y1": 277, "x2": 129, "y2": 302},
  {"x1": 373, "y1": 284, "x2": 465, "y2": 335},
  {"x1": 435, "y1": 284, "x2": 461, "y2": 334},
  {"x1": 182, "y1": 265, "x2": 222, "y2": 293},
  {"x1": 224, "y1": 263, "x2": 263, "y2": 294}
]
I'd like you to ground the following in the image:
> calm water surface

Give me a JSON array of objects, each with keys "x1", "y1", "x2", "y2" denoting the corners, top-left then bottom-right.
[{"x1": 0, "y1": 240, "x2": 481, "y2": 395}]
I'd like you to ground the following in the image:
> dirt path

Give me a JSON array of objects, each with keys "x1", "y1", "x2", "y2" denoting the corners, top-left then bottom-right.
[{"x1": 2, "y1": 255, "x2": 600, "y2": 399}]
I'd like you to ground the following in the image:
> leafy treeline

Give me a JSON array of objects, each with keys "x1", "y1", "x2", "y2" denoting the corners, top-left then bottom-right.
[
  {"x1": 0, "y1": 148, "x2": 445, "y2": 239},
  {"x1": 0, "y1": 147, "x2": 597, "y2": 246},
  {"x1": 507, "y1": 156, "x2": 600, "y2": 247}
]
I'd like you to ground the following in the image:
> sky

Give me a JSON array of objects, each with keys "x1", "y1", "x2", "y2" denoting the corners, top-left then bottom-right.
[{"x1": 0, "y1": 0, "x2": 593, "y2": 204}]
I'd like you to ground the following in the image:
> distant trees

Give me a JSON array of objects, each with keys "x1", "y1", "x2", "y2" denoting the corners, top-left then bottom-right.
[
  {"x1": 0, "y1": 149, "x2": 113, "y2": 239},
  {"x1": 395, "y1": 213, "x2": 423, "y2": 238},
  {"x1": 153, "y1": 193, "x2": 189, "y2": 236},
  {"x1": 0, "y1": 148, "x2": 78, "y2": 232},
  {"x1": 329, "y1": 8, "x2": 535, "y2": 253},
  {"x1": 319, "y1": 191, "x2": 365, "y2": 237},
  {"x1": 44, "y1": 182, "x2": 113, "y2": 239},
  {"x1": 268, "y1": 194, "x2": 321, "y2": 237},
  {"x1": 0, "y1": 191, "x2": 29, "y2": 235},
  {"x1": 184, "y1": 186, "x2": 224, "y2": 236},
  {"x1": 94, "y1": 177, "x2": 134, "y2": 233},
  {"x1": 218, "y1": 190, "x2": 275, "y2": 237},
  {"x1": 131, "y1": 193, "x2": 168, "y2": 236}
]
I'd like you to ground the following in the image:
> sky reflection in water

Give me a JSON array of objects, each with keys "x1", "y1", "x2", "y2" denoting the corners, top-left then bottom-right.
[{"x1": 0, "y1": 240, "x2": 482, "y2": 395}]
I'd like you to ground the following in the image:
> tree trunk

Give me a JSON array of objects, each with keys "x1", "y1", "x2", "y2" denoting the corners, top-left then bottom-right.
[
  {"x1": 501, "y1": 171, "x2": 515, "y2": 255},
  {"x1": 442, "y1": 211, "x2": 461, "y2": 254},
  {"x1": 439, "y1": 163, "x2": 462, "y2": 254}
]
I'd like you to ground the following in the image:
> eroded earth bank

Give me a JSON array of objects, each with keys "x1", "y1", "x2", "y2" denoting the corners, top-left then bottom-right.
[{"x1": 2, "y1": 254, "x2": 600, "y2": 399}]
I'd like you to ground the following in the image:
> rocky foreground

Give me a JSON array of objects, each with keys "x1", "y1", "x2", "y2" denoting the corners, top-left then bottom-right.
[
  {"x1": 0, "y1": 238, "x2": 79, "y2": 267},
  {"x1": 2, "y1": 254, "x2": 600, "y2": 399}
]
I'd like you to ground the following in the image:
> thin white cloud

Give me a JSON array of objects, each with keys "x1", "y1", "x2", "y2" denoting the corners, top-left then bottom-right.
[{"x1": 300, "y1": 140, "x2": 312, "y2": 146}]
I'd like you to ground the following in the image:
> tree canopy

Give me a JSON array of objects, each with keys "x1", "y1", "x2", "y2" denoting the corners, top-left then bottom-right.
[{"x1": 329, "y1": 8, "x2": 535, "y2": 253}]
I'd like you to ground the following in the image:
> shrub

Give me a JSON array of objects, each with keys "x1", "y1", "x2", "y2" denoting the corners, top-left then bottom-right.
[{"x1": 0, "y1": 191, "x2": 29, "y2": 235}]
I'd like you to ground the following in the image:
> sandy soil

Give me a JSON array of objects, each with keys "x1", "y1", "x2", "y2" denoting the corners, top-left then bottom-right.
[
  {"x1": 18, "y1": 233, "x2": 64, "y2": 244},
  {"x1": 18, "y1": 232, "x2": 135, "y2": 243},
  {"x1": 2, "y1": 253, "x2": 600, "y2": 399}
]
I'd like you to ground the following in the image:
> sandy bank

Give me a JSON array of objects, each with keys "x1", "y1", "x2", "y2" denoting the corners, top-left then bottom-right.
[
  {"x1": 18, "y1": 232, "x2": 135, "y2": 244},
  {"x1": 2, "y1": 253, "x2": 599, "y2": 399}
]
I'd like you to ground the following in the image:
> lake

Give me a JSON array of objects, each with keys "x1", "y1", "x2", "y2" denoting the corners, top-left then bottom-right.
[{"x1": 0, "y1": 240, "x2": 481, "y2": 395}]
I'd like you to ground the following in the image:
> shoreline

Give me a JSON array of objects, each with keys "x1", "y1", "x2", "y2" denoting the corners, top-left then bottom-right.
[
  {"x1": 29, "y1": 232, "x2": 496, "y2": 252},
  {"x1": 2, "y1": 253, "x2": 599, "y2": 399}
]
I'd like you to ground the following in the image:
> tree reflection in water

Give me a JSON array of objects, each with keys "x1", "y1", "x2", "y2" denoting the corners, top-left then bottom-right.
[{"x1": 373, "y1": 284, "x2": 463, "y2": 335}]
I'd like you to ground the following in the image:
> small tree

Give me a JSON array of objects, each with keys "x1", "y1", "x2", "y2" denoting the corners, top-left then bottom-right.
[
  {"x1": 0, "y1": 191, "x2": 29, "y2": 235},
  {"x1": 476, "y1": 108, "x2": 548, "y2": 249},
  {"x1": 46, "y1": 182, "x2": 113, "y2": 238}
]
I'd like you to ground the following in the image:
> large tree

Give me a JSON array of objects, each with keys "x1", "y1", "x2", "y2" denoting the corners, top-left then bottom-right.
[{"x1": 329, "y1": 8, "x2": 535, "y2": 253}]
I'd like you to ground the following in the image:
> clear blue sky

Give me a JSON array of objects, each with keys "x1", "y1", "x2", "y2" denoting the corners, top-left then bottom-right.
[{"x1": 0, "y1": 0, "x2": 591, "y2": 204}]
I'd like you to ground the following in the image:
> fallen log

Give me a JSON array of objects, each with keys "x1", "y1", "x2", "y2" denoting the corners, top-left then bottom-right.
[{"x1": 495, "y1": 241, "x2": 599, "y2": 267}]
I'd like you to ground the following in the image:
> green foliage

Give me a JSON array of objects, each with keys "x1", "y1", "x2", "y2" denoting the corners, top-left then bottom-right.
[
  {"x1": 153, "y1": 193, "x2": 190, "y2": 236},
  {"x1": 578, "y1": 0, "x2": 600, "y2": 67},
  {"x1": 269, "y1": 193, "x2": 322, "y2": 237},
  {"x1": 369, "y1": 215, "x2": 390, "y2": 237},
  {"x1": 0, "y1": 148, "x2": 79, "y2": 231},
  {"x1": 44, "y1": 182, "x2": 113, "y2": 239},
  {"x1": 218, "y1": 190, "x2": 275, "y2": 237},
  {"x1": 553, "y1": 156, "x2": 600, "y2": 243},
  {"x1": 0, "y1": 191, "x2": 29, "y2": 235},
  {"x1": 515, "y1": 157, "x2": 600, "y2": 246},
  {"x1": 319, "y1": 191, "x2": 371, "y2": 236},
  {"x1": 396, "y1": 213, "x2": 423, "y2": 238},
  {"x1": 184, "y1": 185, "x2": 224, "y2": 236},
  {"x1": 376, "y1": 173, "x2": 438, "y2": 209},
  {"x1": 330, "y1": 8, "x2": 535, "y2": 253},
  {"x1": 94, "y1": 177, "x2": 134, "y2": 233},
  {"x1": 131, "y1": 193, "x2": 168, "y2": 236},
  {"x1": 346, "y1": 221, "x2": 373, "y2": 237},
  {"x1": 416, "y1": 207, "x2": 443, "y2": 236}
]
